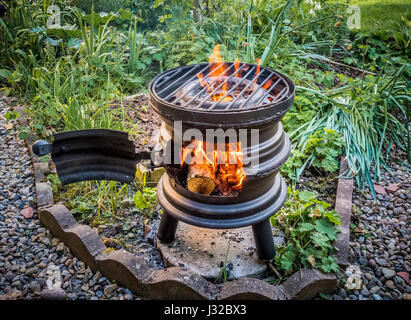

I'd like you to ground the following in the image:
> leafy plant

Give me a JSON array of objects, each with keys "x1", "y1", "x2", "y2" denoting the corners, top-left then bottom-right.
[
  {"x1": 271, "y1": 188, "x2": 341, "y2": 274},
  {"x1": 289, "y1": 66, "x2": 410, "y2": 198},
  {"x1": 216, "y1": 240, "x2": 231, "y2": 284},
  {"x1": 281, "y1": 128, "x2": 343, "y2": 182},
  {"x1": 133, "y1": 174, "x2": 157, "y2": 215}
]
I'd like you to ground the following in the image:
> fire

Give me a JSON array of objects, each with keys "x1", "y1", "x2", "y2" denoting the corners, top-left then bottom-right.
[
  {"x1": 255, "y1": 59, "x2": 261, "y2": 83},
  {"x1": 208, "y1": 44, "x2": 226, "y2": 77},
  {"x1": 234, "y1": 58, "x2": 241, "y2": 77},
  {"x1": 263, "y1": 78, "x2": 272, "y2": 89},
  {"x1": 197, "y1": 44, "x2": 233, "y2": 102},
  {"x1": 196, "y1": 45, "x2": 272, "y2": 104},
  {"x1": 181, "y1": 140, "x2": 246, "y2": 194}
]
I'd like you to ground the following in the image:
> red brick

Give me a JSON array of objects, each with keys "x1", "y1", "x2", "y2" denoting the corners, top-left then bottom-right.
[
  {"x1": 21, "y1": 207, "x2": 33, "y2": 219},
  {"x1": 386, "y1": 183, "x2": 399, "y2": 194},
  {"x1": 397, "y1": 272, "x2": 409, "y2": 284},
  {"x1": 373, "y1": 184, "x2": 387, "y2": 195}
]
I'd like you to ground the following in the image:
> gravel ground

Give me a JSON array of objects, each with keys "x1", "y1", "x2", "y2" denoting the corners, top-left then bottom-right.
[
  {"x1": 331, "y1": 147, "x2": 411, "y2": 300},
  {"x1": 0, "y1": 96, "x2": 140, "y2": 300}
]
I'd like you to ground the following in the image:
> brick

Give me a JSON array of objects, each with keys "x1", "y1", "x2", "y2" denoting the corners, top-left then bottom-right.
[
  {"x1": 335, "y1": 158, "x2": 354, "y2": 266},
  {"x1": 218, "y1": 277, "x2": 286, "y2": 300},
  {"x1": 36, "y1": 182, "x2": 53, "y2": 207},
  {"x1": 38, "y1": 204, "x2": 78, "y2": 240},
  {"x1": 282, "y1": 268, "x2": 337, "y2": 300},
  {"x1": 386, "y1": 183, "x2": 399, "y2": 194},
  {"x1": 96, "y1": 250, "x2": 152, "y2": 296},
  {"x1": 142, "y1": 267, "x2": 215, "y2": 300}
]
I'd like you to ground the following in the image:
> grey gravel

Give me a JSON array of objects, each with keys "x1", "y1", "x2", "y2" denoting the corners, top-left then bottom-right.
[{"x1": 333, "y1": 145, "x2": 411, "y2": 300}]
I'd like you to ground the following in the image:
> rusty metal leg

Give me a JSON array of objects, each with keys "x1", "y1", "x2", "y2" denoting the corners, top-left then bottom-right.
[
  {"x1": 157, "y1": 212, "x2": 179, "y2": 243},
  {"x1": 252, "y1": 219, "x2": 275, "y2": 262}
]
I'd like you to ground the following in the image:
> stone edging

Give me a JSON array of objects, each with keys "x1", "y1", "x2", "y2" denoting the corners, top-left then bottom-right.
[
  {"x1": 12, "y1": 102, "x2": 354, "y2": 300},
  {"x1": 334, "y1": 158, "x2": 354, "y2": 266}
]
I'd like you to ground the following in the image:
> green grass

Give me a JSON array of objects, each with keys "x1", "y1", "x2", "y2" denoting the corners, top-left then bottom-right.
[{"x1": 344, "y1": 0, "x2": 411, "y2": 33}]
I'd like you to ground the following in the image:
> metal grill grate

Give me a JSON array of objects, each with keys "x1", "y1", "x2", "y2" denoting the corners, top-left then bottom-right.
[{"x1": 152, "y1": 62, "x2": 290, "y2": 111}]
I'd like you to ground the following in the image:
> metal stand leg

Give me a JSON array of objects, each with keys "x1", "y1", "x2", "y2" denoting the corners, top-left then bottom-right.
[
  {"x1": 252, "y1": 219, "x2": 275, "y2": 262},
  {"x1": 157, "y1": 212, "x2": 179, "y2": 243}
]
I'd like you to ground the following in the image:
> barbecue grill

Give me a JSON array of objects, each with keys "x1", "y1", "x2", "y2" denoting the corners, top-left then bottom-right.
[{"x1": 33, "y1": 60, "x2": 295, "y2": 262}]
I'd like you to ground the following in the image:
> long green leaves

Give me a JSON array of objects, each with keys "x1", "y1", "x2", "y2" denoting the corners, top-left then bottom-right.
[
  {"x1": 290, "y1": 66, "x2": 409, "y2": 198},
  {"x1": 128, "y1": 18, "x2": 144, "y2": 74}
]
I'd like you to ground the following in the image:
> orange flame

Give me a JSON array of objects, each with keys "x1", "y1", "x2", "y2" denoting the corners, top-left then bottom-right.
[
  {"x1": 234, "y1": 58, "x2": 241, "y2": 77},
  {"x1": 197, "y1": 44, "x2": 233, "y2": 102},
  {"x1": 209, "y1": 44, "x2": 226, "y2": 77},
  {"x1": 181, "y1": 141, "x2": 246, "y2": 193},
  {"x1": 255, "y1": 59, "x2": 261, "y2": 83},
  {"x1": 263, "y1": 78, "x2": 272, "y2": 89},
  {"x1": 197, "y1": 72, "x2": 212, "y2": 92},
  {"x1": 196, "y1": 46, "x2": 269, "y2": 103}
]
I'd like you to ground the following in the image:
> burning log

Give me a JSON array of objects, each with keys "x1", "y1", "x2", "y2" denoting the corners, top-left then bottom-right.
[{"x1": 187, "y1": 164, "x2": 216, "y2": 195}]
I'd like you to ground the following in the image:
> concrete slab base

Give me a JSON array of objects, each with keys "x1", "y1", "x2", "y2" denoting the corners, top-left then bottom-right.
[{"x1": 157, "y1": 222, "x2": 284, "y2": 280}]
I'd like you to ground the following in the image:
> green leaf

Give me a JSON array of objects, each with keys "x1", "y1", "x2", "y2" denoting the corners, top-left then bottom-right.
[
  {"x1": 280, "y1": 250, "x2": 296, "y2": 272},
  {"x1": 4, "y1": 111, "x2": 20, "y2": 121},
  {"x1": 319, "y1": 256, "x2": 339, "y2": 273},
  {"x1": 311, "y1": 231, "x2": 331, "y2": 248},
  {"x1": 314, "y1": 219, "x2": 339, "y2": 240},
  {"x1": 298, "y1": 191, "x2": 317, "y2": 202},
  {"x1": 0, "y1": 69, "x2": 12, "y2": 80},
  {"x1": 18, "y1": 131, "x2": 29, "y2": 140},
  {"x1": 323, "y1": 210, "x2": 341, "y2": 226},
  {"x1": 298, "y1": 223, "x2": 315, "y2": 232},
  {"x1": 46, "y1": 26, "x2": 82, "y2": 39},
  {"x1": 133, "y1": 191, "x2": 150, "y2": 210},
  {"x1": 0, "y1": 87, "x2": 12, "y2": 96}
]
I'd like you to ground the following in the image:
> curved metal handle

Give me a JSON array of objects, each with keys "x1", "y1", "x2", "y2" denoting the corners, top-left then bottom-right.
[
  {"x1": 31, "y1": 129, "x2": 157, "y2": 185},
  {"x1": 32, "y1": 140, "x2": 53, "y2": 156}
]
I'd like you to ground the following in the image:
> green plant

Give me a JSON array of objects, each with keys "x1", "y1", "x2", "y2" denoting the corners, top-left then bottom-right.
[
  {"x1": 71, "y1": 0, "x2": 131, "y2": 14},
  {"x1": 133, "y1": 174, "x2": 157, "y2": 215},
  {"x1": 271, "y1": 188, "x2": 341, "y2": 275},
  {"x1": 127, "y1": 17, "x2": 144, "y2": 73},
  {"x1": 289, "y1": 65, "x2": 410, "y2": 197},
  {"x1": 216, "y1": 240, "x2": 231, "y2": 283},
  {"x1": 391, "y1": 15, "x2": 410, "y2": 55},
  {"x1": 281, "y1": 128, "x2": 343, "y2": 182}
]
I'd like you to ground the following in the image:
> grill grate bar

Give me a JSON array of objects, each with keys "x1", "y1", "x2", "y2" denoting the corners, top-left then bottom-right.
[
  {"x1": 163, "y1": 64, "x2": 210, "y2": 101},
  {"x1": 237, "y1": 71, "x2": 277, "y2": 109},
  {"x1": 274, "y1": 86, "x2": 289, "y2": 103},
  {"x1": 153, "y1": 62, "x2": 291, "y2": 111},
  {"x1": 155, "y1": 69, "x2": 182, "y2": 92},
  {"x1": 205, "y1": 65, "x2": 257, "y2": 110},
  {"x1": 254, "y1": 77, "x2": 282, "y2": 105},
  {"x1": 275, "y1": 87, "x2": 288, "y2": 102},
  {"x1": 224, "y1": 68, "x2": 269, "y2": 110},
  {"x1": 185, "y1": 64, "x2": 247, "y2": 110},
  {"x1": 176, "y1": 63, "x2": 238, "y2": 107},
  {"x1": 255, "y1": 80, "x2": 286, "y2": 106}
]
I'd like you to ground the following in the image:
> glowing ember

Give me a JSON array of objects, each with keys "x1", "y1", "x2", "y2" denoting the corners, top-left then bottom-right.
[
  {"x1": 181, "y1": 140, "x2": 246, "y2": 194},
  {"x1": 263, "y1": 78, "x2": 272, "y2": 89}
]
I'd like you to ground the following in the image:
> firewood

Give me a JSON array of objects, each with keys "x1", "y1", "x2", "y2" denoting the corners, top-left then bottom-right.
[{"x1": 187, "y1": 164, "x2": 216, "y2": 195}]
